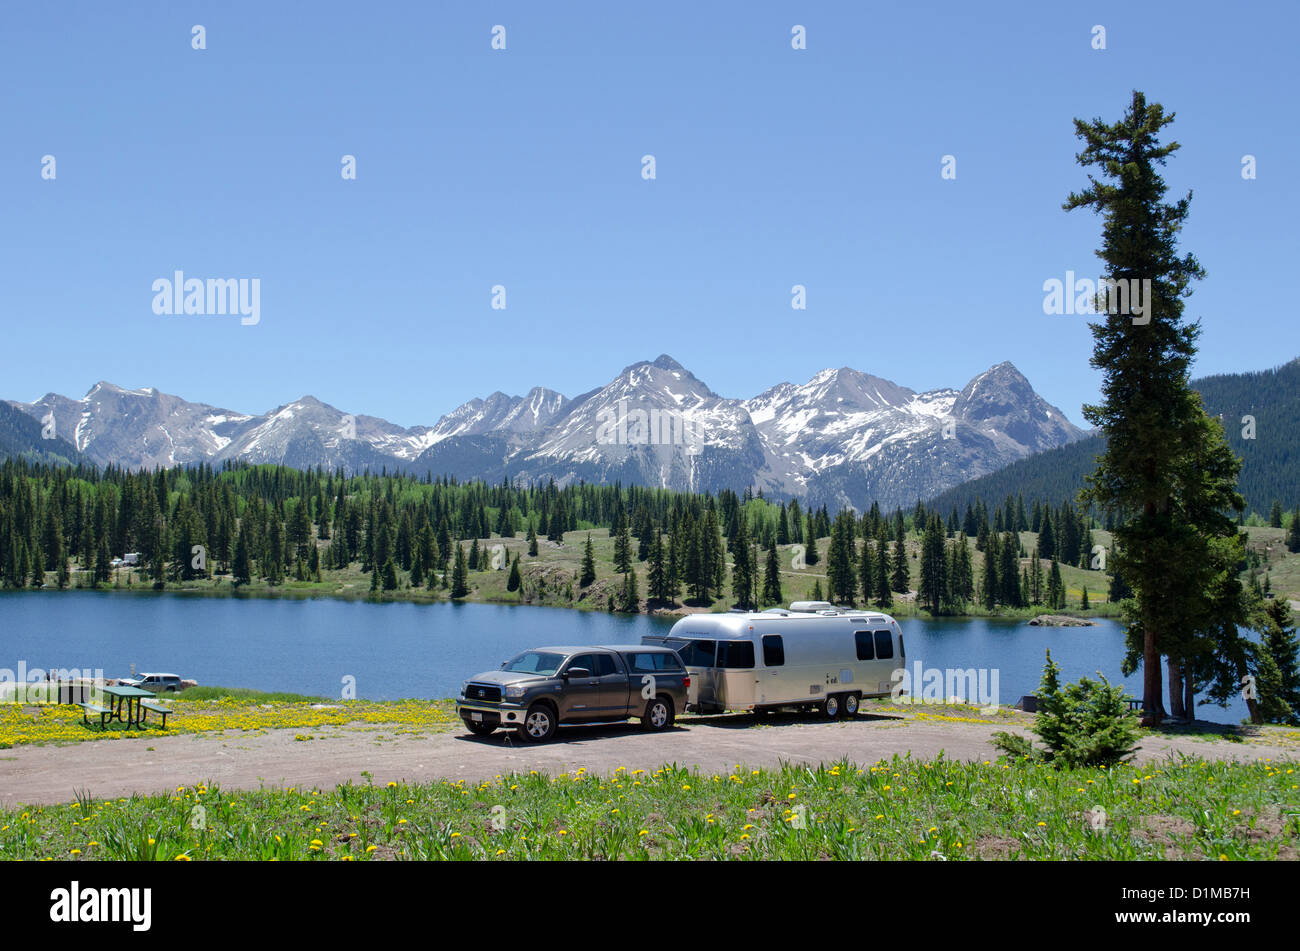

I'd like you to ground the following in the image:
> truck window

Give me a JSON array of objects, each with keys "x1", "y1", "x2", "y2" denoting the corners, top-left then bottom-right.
[
  {"x1": 718, "y1": 641, "x2": 755, "y2": 669},
  {"x1": 566, "y1": 654, "x2": 600, "y2": 675},
  {"x1": 593, "y1": 654, "x2": 620, "y2": 676},
  {"x1": 762, "y1": 635, "x2": 785, "y2": 667},
  {"x1": 628, "y1": 652, "x2": 678, "y2": 673},
  {"x1": 873, "y1": 630, "x2": 894, "y2": 660},
  {"x1": 651, "y1": 652, "x2": 683, "y2": 672},
  {"x1": 855, "y1": 631, "x2": 874, "y2": 661}
]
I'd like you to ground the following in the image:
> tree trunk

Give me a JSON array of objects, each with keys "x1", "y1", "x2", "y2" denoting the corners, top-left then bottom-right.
[
  {"x1": 1142, "y1": 632, "x2": 1164, "y2": 726},
  {"x1": 1183, "y1": 672, "x2": 1195, "y2": 721},
  {"x1": 1167, "y1": 658, "x2": 1186, "y2": 720}
]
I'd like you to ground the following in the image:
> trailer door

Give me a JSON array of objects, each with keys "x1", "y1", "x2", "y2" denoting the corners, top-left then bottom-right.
[
  {"x1": 716, "y1": 640, "x2": 756, "y2": 709},
  {"x1": 669, "y1": 638, "x2": 719, "y2": 710},
  {"x1": 760, "y1": 635, "x2": 785, "y2": 704}
]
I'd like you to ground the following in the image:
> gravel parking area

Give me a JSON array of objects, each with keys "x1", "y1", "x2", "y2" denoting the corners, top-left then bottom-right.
[{"x1": 4, "y1": 708, "x2": 1296, "y2": 806}]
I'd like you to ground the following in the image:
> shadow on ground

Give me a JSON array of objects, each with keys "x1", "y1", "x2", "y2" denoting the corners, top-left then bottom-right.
[{"x1": 453, "y1": 708, "x2": 906, "y2": 744}]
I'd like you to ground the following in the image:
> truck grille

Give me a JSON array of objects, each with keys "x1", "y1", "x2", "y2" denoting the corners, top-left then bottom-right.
[{"x1": 465, "y1": 683, "x2": 502, "y2": 703}]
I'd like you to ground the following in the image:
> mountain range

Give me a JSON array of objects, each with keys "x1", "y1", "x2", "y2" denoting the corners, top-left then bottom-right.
[{"x1": 4, "y1": 355, "x2": 1086, "y2": 511}]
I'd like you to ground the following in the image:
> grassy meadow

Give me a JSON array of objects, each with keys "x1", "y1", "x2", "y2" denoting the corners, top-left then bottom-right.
[{"x1": 2, "y1": 753, "x2": 1296, "y2": 861}]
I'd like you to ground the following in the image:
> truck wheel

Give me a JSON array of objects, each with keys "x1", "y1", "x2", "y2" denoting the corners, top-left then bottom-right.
[
  {"x1": 823, "y1": 694, "x2": 841, "y2": 718},
  {"x1": 642, "y1": 696, "x2": 674, "y2": 731},
  {"x1": 844, "y1": 693, "x2": 860, "y2": 717},
  {"x1": 464, "y1": 720, "x2": 496, "y2": 737},
  {"x1": 519, "y1": 703, "x2": 557, "y2": 743}
]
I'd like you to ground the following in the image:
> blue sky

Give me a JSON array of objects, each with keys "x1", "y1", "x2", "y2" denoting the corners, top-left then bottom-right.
[{"x1": 2, "y1": 1, "x2": 1296, "y2": 428}]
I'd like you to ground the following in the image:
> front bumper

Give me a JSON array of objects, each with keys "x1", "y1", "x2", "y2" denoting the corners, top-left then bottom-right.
[{"x1": 455, "y1": 699, "x2": 527, "y2": 729}]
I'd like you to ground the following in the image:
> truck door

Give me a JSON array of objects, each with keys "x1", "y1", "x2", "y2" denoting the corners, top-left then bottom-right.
[
  {"x1": 561, "y1": 653, "x2": 602, "y2": 719},
  {"x1": 595, "y1": 652, "x2": 633, "y2": 719}
]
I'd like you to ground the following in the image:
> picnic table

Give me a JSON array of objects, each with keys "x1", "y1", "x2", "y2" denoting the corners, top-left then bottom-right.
[{"x1": 100, "y1": 685, "x2": 154, "y2": 728}]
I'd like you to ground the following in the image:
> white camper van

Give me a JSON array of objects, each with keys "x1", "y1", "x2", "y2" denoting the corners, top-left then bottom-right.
[{"x1": 642, "y1": 601, "x2": 905, "y2": 717}]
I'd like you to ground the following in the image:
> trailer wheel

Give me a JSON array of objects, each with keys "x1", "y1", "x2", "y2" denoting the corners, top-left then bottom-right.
[
  {"x1": 641, "y1": 696, "x2": 674, "y2": 731},
  {"x1": 823, "y1": 694, "x2": 841, "y2": 718},
  {"x1": 844, "y1": 693, "x2": 860, "y2": 717}
]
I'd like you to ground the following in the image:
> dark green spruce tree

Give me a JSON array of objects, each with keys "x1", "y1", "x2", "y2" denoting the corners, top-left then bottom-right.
[
  {"x1": 1069, "y1": 90, "x2": 1244, "y2": 724},
  {"x1": 580, "y1": 534, "x2": 597, "y2": 587}
]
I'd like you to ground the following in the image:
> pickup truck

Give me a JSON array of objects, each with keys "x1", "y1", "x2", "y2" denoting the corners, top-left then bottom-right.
[{"x1": 455, "y1": 644, "x2": 690, "y2": 742}]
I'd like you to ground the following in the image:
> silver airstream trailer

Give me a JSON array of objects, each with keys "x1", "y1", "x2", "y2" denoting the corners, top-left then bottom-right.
[{"x1": 642, "y1": 602, "x2": 905, "y2": 717}]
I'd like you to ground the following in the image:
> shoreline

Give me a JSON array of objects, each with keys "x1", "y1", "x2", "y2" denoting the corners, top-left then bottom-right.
[{"x1": 0, "y1": 577, "x2": 1123, "y2": 624}]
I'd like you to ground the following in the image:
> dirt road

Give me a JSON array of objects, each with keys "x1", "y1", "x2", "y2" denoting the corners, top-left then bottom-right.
[{"x1": 4, "y1": 711, "x2": 1295, "y2": 807}]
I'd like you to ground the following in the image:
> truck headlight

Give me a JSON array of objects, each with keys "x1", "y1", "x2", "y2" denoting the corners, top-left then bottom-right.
[
  {"x1": 504, "y1": 684, "x2": 526, "y2": 699},
  {"x1": 460, "y1": 681, "x2": 470, "y2": 697}
]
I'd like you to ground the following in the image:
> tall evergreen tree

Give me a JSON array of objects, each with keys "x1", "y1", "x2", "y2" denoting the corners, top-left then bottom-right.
[
  {"x1": 859, "y1": 535, "x2": 875, "y2": 605},
  {"x1": 890, "y1": 534, "x2": 909, "y2": 593},
  {"x1": 580, "y1": 533, "x2": 597, "y2": 587},
  {"x1": 613, "y1": 513, "x2": 632, "y2": 573},
  {"x1": 619, "y1": 570, "x2": 640, "y2": 613},
  {"x1": 1069, "y1": 90, "x2": 1245, "y2": 724},
  {"x1": 450, "y1": 543, "x2": 470, "y2": 598},
  {"x1": 1046, "y1": 557, "x2": 1065, "y2": 610},
  {"x1": 873, "y1": 538, "x2": 892, "y2": 608},
  {"x1": 1251, "y1": 599, "x2": 1300, "y2": 724},
  {"x1": 647, "y1": 528, "x2": 671, "y2": 604},
  {"x1": 1029, "y1": 542, "x2": 1044, "y2": 605},
  {"x1": 762, "y1": 539, "x2": 783, "y2": 606},
  {"x1": 730, "y1": 517, "x2": 757, "y2": 611},
  {"x1": 981, "y1": 532, "x2": 1000, "y2": 609},
  {"x1": 233, "y1": 524, "x2": 252, "y2": 585},
  {"x1": 917, "y1": 515, "x2": 948, "y2": 615},
  {"x1": 998, "y1": 530, "x2": 1022, "y2": 608}
]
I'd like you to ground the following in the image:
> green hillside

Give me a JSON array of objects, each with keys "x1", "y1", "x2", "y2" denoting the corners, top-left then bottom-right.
[{"x1": 0, "y1": 401, "x2": 82, "y2": 466}]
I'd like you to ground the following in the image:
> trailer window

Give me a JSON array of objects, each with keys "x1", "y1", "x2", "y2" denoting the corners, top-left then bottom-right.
[
  {"x1": 873, "y1": 630, "x2": 894, "y2": 660},
  {"x1": 718, "y1": 641, "x2": 755, "y2": 669},
  {"x1": 762, "y1": 635, "x2": 785, "y2": 667},
  {"x1": 668, "y1": 639, "x2": 716, "y2": 667},
  {"x1": 854, "y1": 631, "x2": 874, "y2": 661}
]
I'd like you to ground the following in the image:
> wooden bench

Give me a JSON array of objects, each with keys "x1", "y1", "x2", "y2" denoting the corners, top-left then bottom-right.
[
  {"x1": 1125, "y1": 698, "x2": 1143, "y2": 712},
  {"x1": 78, "y1": 702, "x2": 112, "y2": 728},
  {"x1": 140, "y1": 699, "x2": 173, "y2": 728}
]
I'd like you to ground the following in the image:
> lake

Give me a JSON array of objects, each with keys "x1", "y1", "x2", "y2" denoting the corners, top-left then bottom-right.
[{"x1": 0, "y1": 591, "x2": 1250, "y2": 724}]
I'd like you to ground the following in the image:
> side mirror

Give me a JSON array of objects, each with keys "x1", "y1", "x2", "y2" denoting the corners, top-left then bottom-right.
[{"x1": 566, "y1": 667, "x2": 591, "y2": 679}]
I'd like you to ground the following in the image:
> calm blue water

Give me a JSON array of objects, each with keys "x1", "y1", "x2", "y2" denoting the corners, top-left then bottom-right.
[{"x1": 0, "y1": 591, "x2": 1250, "y2": 723}]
